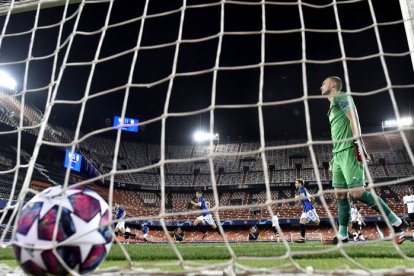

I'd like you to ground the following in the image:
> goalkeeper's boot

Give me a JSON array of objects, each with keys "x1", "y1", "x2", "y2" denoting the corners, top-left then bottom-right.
[
  {"x1": 332, "y1": 236, "x2": 349, "y2": 245},
  {"x1": 393, "y1": 219, "x2": 408, "y2": 236},
  {"x1": 393, "y1": 219, "x2": 409, "y2": 245}
]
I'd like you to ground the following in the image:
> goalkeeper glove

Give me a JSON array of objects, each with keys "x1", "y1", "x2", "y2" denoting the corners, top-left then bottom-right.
[{"x1": 353, "y1": 140, "x2": 370, "y2": 162}]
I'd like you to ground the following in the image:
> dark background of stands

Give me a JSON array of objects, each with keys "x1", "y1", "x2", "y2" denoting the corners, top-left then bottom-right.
[{"x1": 0, "y1": 0, "x2": 412, "y2": 144}]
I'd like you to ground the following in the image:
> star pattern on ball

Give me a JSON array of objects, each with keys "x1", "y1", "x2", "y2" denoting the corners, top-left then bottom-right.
[
  {"x1": 68, "y1": 212, "x2": 107, "y2": 263},
  {"x1": 15, "y1": 219, "x2": 49, "y2": 270},
  {"x1": 83, "y1": 189, "x2": 109, "y2": 216},
  {"x1": 13, "y1": 186, "x2": 112, "y2": 275},
  {"x1": 36, "y1": 187, "x2": 79, "y2": 218}
]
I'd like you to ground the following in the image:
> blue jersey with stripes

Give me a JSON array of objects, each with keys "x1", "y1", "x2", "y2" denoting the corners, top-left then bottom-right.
[
  {"x1": 174, "y1": 233, "x2": 184, "y2": 241},
  {"x1": 248, "y1": 227, "x2": 260, "y2": 240},
  {"x1": 142, "y1": 225, "x2": 149, "y2": 234},
  {"x1": 199, "y1": 197, "x2": 210, "y2": 216},
  {"x1": 116, "y1": 207, "x2": 125, "y2": 219},
  {"x1": 298, "y1": 186, "x2": 314, "y2": 212}
]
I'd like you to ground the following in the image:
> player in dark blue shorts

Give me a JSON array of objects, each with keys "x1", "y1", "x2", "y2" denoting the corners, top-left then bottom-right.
[
  {"x1": 141, "y1": 223, "x2": 150, "y2": 242},
  {"x1": 248, "y1": 225, "x2": 260, "y2": 241},
  {"x1": 167, "y1": 227, "x2": 185, "y2": 242},
  {"x1": 173, "y1": 227, "x2": 185, "y2": 242}
]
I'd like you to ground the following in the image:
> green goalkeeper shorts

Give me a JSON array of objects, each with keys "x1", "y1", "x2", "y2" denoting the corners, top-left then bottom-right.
[{"x1": 332, "y1": 146, "x2": 365, "y2": 189}]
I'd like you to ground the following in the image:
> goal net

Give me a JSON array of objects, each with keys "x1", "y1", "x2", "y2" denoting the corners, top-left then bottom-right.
[{"x1": 0, "y1": 0, "x2": 413, "y2": 275}]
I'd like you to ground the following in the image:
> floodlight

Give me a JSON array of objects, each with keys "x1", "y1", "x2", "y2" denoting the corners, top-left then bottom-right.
[
  {"x1": 0, "y1": 70, "x2": 16, "y2": 91},
  {"x1": 399, "y1": 117, "x2": 413, "y2": 126},
  {"x1": 193, "y1": 131, "x2": 219, "y2": 142},
  {"x1": 382, "y1": 117, "x2": 413, "y2": 129}
]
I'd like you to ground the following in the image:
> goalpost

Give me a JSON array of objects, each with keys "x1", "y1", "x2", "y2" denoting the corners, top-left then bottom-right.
[
  {"x1": 0, "y1": 0, "x2": 413, "y2": 275},
  {"x1": 399, "y1": 0, "x2": 414, "y2": 72},
  {"x1": 0, "y1": 0, "x2": 82, "y2": 15}
]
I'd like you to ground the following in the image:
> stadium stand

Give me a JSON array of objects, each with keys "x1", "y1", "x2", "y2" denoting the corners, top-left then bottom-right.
[{"x1": 0, "y1": 103, "x2": 413, "y2": 243}]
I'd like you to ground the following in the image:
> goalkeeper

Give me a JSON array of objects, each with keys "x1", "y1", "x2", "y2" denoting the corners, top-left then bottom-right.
[{"x1": 321, "y1": 76, "x2": 407, "y2": 244}]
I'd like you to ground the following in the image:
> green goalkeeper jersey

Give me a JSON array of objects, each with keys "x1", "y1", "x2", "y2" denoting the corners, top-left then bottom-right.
[{"x1": 328, "y1": 91, "x2": 355, "y2": 153}]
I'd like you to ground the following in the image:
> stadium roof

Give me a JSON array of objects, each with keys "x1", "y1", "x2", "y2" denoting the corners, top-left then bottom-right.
[{"x1": 0, "y1": 0, "x2": 413, "y2": 144}]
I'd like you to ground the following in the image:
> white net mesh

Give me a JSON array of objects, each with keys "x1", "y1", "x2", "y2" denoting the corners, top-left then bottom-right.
[
  {"x1": 0, "y1": 0, "x2": 414, "y2": 275},
  {"x1": 0, "y1": 0, "x2": 81, "y2": 15}
]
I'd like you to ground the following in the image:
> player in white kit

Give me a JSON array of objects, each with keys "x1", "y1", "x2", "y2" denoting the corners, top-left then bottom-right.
[
  {"x1": 403, "y1": 187, "x2": 414, "y2": 241},
  {"x1": 271, "y1": 214, "x2": 281, "y2": 242},
  {"x1": 351, "y1": 203, "x2": 365, "y2": 241}
]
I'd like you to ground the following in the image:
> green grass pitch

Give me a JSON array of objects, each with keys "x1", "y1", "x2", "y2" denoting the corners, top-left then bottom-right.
[{"x1": 1, "y1": 241, "x2": 414, "y2": 273}]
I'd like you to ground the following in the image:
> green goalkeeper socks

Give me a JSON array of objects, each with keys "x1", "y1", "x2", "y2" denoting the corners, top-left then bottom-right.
[
  {"x1": 359, "y1": 191, "x2": 401, "y2": 225},
  {"x1": 338, "y1": 225, "x2": 348, "y2": 240},
  {"x1": 337, "y1": 198, "x2": 350, "y2": 238}
]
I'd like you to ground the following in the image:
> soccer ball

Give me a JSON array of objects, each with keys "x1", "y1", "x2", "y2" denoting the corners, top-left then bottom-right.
[{"x1": 13, "y1": 186, "x2": 112, "y2": 275}]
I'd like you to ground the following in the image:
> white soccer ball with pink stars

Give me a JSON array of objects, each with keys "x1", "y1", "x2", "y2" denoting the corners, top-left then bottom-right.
[{"x1": 13, "y1": 185, "x2": 112, "y2": 275}]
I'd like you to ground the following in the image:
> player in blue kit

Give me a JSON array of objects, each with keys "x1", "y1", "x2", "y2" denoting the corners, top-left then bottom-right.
[
  {"x1": 114, "y1": 203, "x2": 126, "y2": 236},
  {"x1": 248, "y1": 225, "x2": 260, "y2": 241},
  {"x1": 141, "y1": 223, "x2": 150, "y2": 242},
  {"x1": 167, "y1": 227, "x2": 185, "y2": 242},
  {"x1": 294, "y1": 179, "x2": 320, "y2": 243},
  {"x1": 115, "y1": 204, "x2": 125, "y2": 219},
  {"x1": 173, "y1": 227, "x2": 185, "y2": 242},
  {"x1": 190, "y1": 190, "x2": 223, "y2": 239}
]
